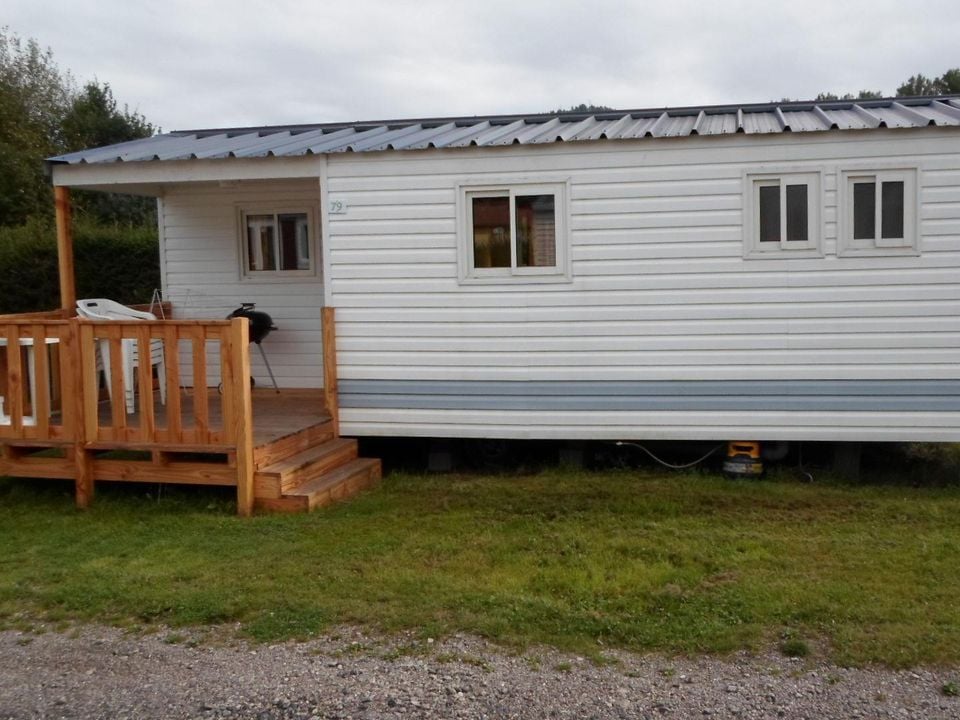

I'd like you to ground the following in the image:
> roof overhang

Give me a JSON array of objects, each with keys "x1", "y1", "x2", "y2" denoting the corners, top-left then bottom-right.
[{"x1": 50, "y1": 154, "x2": 325, "y2": 192}]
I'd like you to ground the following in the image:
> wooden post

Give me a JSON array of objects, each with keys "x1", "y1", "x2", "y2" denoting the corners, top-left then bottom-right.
[
  {"x1": 54, "y1": 187, "x2": 76, "y2": 314},
  {"x1": 322, "y1": 307, "x2": 339, "y2": 437},
  {"x1": 65, "y1": 319, "x2": 94, "y2": 508},
  {"x1": 226, "y1": 317, "x2": 254, "y2": 516}
]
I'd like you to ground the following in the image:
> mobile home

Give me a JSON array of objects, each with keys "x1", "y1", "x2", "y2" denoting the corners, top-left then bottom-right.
[{"x1": 3, "y1": 96, "x2": 960, "y2": 511}]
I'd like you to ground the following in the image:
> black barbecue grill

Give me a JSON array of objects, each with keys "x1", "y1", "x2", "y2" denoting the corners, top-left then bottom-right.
[{"x1": 227, "y1": 303, "x2": 280, "y2": 392}]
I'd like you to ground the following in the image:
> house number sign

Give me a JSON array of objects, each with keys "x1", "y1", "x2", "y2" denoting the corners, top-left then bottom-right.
[{"x1": 328, "y1": 199, "x2": 348, "y2": 214}]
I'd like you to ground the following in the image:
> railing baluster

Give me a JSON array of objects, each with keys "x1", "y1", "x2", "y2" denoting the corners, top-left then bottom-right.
[
  {"x1": 5, "y1": 325, "x2": 23, "y2": 434},
  {"x1": 107, "y1": 326, "x2": 126, "y2": 440},
  {"x1": 32, "y1": 324, "x2": 50, "y2": 439},
  {"x1": 136, "y1": 325, "x2": 155, "y2": 442},
  {"x1": 220, "y1": 325, "x2": 235, "y2": 440},
  {"x1": 191, "y1": 326, "x2": 209, "y2": 444},
  {"x1": 163, "y1": 325, "x2": 181, "y2": 443},
  {"x1": 78, "y1": 322, "x2": 99, "y2": 443}
]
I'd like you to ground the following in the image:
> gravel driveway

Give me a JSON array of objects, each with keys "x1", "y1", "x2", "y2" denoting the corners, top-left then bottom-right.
[{"x1": 1, "y1": 626, "x2": 956, "y2": 719}]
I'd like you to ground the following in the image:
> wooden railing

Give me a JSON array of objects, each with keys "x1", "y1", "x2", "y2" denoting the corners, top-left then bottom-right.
[
  {"x1": 0, "y1": 315, "x2": 255, "y2": 514},
  {"x1": 0, "y1": 319, "x2": 75, "y2": 443}
]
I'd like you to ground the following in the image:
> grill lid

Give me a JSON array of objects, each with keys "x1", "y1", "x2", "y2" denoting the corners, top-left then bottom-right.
[{"x1": 227, "y1": 303, "x2": 277, "y2": 344}]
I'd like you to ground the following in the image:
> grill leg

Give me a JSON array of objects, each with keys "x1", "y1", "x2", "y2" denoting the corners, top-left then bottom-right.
[{"x1": 256, "y1": 343, "x2": 280, "y2": 393}]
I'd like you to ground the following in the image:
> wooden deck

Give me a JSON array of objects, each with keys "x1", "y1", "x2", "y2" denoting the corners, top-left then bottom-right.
[
  {"x1": 1, "y1": 308, "x2": 376, "y2": 514},
  {"x1": 1, "y1": 385, "x2": 380, "y2": 513}
]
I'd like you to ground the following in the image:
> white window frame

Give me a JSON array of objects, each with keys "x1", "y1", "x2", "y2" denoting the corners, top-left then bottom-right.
[
  {"x1": 742, "y1": 170, "x2": 823, "y2": 259},
  {"x1": 456, "y1": 180, "x2": 571, "y2": 284},
  {"x1": 838, "y1": 168, "x2": 919, "y2": 257},
  {"x1": 237, "y1": 204, "x2": 319, "y2": 281}
]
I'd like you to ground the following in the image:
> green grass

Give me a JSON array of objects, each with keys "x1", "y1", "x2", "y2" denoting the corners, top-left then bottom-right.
[{"x1": 1, "y1": 470, "x2": 959, "y2": 667}]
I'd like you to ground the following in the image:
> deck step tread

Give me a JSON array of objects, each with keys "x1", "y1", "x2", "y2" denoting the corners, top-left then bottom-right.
[
  {"x1": 256, "y1": 438, "x2": 357, "y2": 478},
  {"x1": 253, "y1": 421, "x2": 335, "y2": 469},
  {"x1": 287, "y1": 457, "x2": 381, "y2": 498}
]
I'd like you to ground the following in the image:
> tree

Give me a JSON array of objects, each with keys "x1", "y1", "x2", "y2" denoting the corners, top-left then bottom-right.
[
  {"x1": 815, "y1": 90, "x2": 883, "y2": 102},
  {"x1": 0, "y1": 27, "x2": 73, "y2": 225},
  {"x1": 0, "y1": 28, "x2": 156, "y2": 227},
  {"x1": 61, "y1": 81, "x2": 156, "y2": 225},
  {"x1": 934, "y1": 68, "x2": 960, "y2": 94},
  {"x1": 897, "y1": 73, "x2": 939, "y2": 97},
  {"x1": 551, "y1": 104, "x2": 615, "y2": 114},
  {"x1": 62, "y1": 81, "x2": 152, "y2": 151}
]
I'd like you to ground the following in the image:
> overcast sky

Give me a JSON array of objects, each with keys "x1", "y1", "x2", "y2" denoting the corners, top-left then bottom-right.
[{"x1": 7, "y1": 0, "x2": 960, "y2": 132}]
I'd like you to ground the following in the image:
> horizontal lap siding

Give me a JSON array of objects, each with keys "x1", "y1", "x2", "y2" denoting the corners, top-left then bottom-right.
[
  {"x1": 160, "y1": 179, "x2": 324, "y2": 388},
  {"x1": 327, "y1": 131, "x2": 960, "y2": 440}
]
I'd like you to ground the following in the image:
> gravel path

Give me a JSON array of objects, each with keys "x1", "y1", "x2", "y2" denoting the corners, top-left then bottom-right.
[{"x1": 0, "y1": 626, "x2": 957, "y2": 719}]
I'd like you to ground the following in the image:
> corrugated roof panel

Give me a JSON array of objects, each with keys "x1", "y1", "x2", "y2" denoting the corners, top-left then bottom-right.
[
  {"x1": 870, "y1": 103, "x2": 928, "y2": 129},
  {"x1": 517, "y1": 117, "x2": 566, "y2": 144},
  {"x1": 554, "y1": 116, "x2": 601, "y2": 141},
  {"x1": 191, "y1": 131, "x2": 277, "y2": 159},
  {"x1": 420, "y1": 120, "x2": 492, "y2": 148},
  {"x1": 47, "y1": 95, "x2": 960, "y2": 165},
  {"x1": 616, "y1": 116, "x2": 659, "y2": 139},
  {"x1": 778, "y1": 110, "x2": 827, "y2": 132},
  {"x1": 655, "y1": 114, "x2": 697, "y2": 137},
  {"x1": 818, "y1": 108, "x2": 872, "y2": 130},
  {"x1": 451, "y1": 119, "x2": 526, "y2": 147},
  {"x1": 693, "y1": 113, "x2": 738, "y2": 135},
  {"x1": 741, "y1": 112, "x2": 781, "y2": 134},
  {"x1": 343, "y1": 124, "x2": 427, "y2": 152},
  {"x1": 927, "y1": 100, "x2": 960, "y2": 123},
  {"x1": 566, "y1": 117, "x2": 612, "y2": 141},
  {"x1": 387, "y1": 122, "x2": 458, "y2": 150}
]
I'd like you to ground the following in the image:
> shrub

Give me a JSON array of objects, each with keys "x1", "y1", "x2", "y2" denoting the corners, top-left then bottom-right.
[{"x1": 0, "y1": 218, "x2": 159, "y2": 313}]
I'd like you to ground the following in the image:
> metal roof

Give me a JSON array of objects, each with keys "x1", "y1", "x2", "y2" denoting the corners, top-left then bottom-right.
[{"x1": 49, "y1": 96, "x2": 960, "y2": 165}]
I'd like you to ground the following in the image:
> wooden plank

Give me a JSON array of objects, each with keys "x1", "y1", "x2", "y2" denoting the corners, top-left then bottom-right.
[
  {"x1": 77, "y1": 322, "x2": 99, "y2": 442},
  {"x1": 85, "y1": 440, "x2": 232, "y2": 453},
  {"x1": 191, "y1": 327, "x2": 209, "y2": 442},
  {"x1": 136, "y1": 326, "x2": 155, "y2": 442},
  {"x1": 54, "y1": 186, "x2": 76, "y2": 312},
  {"x1": 71, "y1": 320, "x2": 94, "y2": 508},
  {"x1": 31, "y1": 325, "x2": 50, "y2": 440},
  {"x1": 106, "y1": 326, "x2": 126, "y2": 439},
  {"x1": 322, "y1": 307, "x2": 339, "y2": 437},
  {"x1": 219, "y1": 327, "x2": 235, "y2": 444},
  {"x1": 5, "y1": 325, "x2": 23, "y2": 434},
  {"x1": 0, "y1": 455, "x2": 74, "y2": 480},
  {"x1": 163, "y1": 325, "x2": 182, "y2": 441},
  {"x1": 93, "y1": 458, "x2": 236, "y2": 486},
  {"x1": 252, "y1": 420, "x2": 334, "y2": 469},
  {"x1": 228, "y1": 317, "x2": 254, "y2": 516}
]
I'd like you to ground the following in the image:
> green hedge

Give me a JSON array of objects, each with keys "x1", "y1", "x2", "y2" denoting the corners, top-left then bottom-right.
[{"x1": 0, "y1": 219, "x2": 159, "y2": 314}]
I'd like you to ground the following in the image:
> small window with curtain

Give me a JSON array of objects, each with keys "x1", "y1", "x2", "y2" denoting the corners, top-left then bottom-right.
[
  {"x1": 238, "y1": 206, "x2": 318, "y2": 278},
  {"x1": 459, "y1": 181, "x2": 569, "y2": 282},
  {"x1": 743, "y1": 171, "x2": 821, "y2": 258},
  {"x1": 840, "y1": 169, "x2": 918, "y2": 256}
]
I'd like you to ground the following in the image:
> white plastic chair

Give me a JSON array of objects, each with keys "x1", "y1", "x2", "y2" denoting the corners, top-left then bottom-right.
[{"x1": 76, "y1": 299, "x2": 167, "y2": 415}]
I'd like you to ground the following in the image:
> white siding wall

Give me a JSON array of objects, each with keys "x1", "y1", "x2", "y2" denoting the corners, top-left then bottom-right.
[
  {"x1": 160, "y1": 179, "x2": 324, "y2": 388},
  {"x1": 324, "y1": 129, "x2": 960, "y2": 441}
]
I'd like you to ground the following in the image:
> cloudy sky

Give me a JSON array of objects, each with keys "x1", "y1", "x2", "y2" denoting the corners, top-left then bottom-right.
[{"x1": 6, "y1": 0, "x2": 960, "y2": 131}]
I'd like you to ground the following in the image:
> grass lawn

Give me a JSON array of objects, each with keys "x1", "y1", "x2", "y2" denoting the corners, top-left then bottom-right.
[{"x1": 1, "y1": 469, "x2": 959, "y2": 667}]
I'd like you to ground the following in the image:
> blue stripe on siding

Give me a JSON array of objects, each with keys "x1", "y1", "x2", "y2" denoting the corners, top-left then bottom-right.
[{"x1": 338, "y1": 379, "x2": 960, "y2": 412}]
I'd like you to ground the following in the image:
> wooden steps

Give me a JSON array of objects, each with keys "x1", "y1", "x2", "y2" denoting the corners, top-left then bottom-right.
[{"x1": 253, "y1": 423, "x2": 381, "y2": 513}]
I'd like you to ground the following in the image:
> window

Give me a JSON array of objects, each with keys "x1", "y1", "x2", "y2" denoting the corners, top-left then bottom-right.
[
  {"x1": 458, "y1": 182, "x2": 569, "y2": 282},
  {"x1": 743, "y1": 171, "x2": 821, "y2": 258},
  {"x1": 840, "y1": 169, "x2": 918, "y2": 256},
  {"x1": 239, "y1": 207, "x2": 317, "y2": 278}
]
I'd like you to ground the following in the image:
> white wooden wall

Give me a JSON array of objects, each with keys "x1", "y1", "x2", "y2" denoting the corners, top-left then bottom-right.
[
  {"x1": 323, "y1": 129, "x2": 960, "y2": 441},
  {"x1": 159, "y1": 179, "x2": 324, "y2": 388}
]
